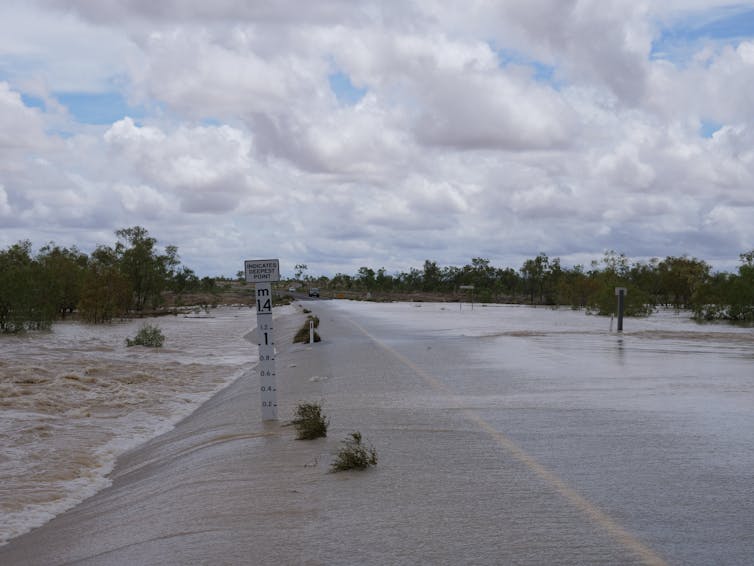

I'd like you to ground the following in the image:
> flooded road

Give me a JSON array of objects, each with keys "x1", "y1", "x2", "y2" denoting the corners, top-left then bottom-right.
[
  {"x1": 325, "y1": 301, "x2": 754, "y2": 566},
  {"x1": 1, "y1": 300, "x2": 751, "y2": 565}
]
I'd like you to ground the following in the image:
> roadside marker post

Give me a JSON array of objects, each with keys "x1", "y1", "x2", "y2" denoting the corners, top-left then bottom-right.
[
  {"x1": 245, "y1": 259, "x2": 280, "y2": 421},
  {"x1": 615, "y1": 287, "x2": 627, "y2": 332}
]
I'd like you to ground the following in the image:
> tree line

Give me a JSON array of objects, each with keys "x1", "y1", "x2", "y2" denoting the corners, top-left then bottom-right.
[
  {"x1": 299, "y1": 250, "x2": 754, "y2": 322},
  {"x1": 0, "y1": 226, "x2": 213, "y2": 332},
  {"x1": 3, "y1": 227, "x2": 753, "y2": 333}
]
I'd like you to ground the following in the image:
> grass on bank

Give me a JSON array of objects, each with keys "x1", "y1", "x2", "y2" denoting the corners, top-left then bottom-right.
[
  {"x1": 291, "y1": 401, "x2": 329, "y2": 440},
  {"x1": 331, "y1": 431, "x2": 378, "y2": 472},
  {"x1": 293, "y1": 314, "x2": 321, "y2": 343}
]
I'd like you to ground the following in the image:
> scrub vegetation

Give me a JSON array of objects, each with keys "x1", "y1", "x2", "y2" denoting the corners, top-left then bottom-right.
[
  {"x1": 126, "y1": 324, "x2": 165, "y2": 348},
  {"x1": 293, "y1": 314, "x2": 321, "y2": 343},
  {"x1": 3, "y1": 226, "x2": 754, "y2": 333},
  {"x1": 331, "y1": 431, "x2": 378, "y2": 472},
  {"x1": 292, "y1": 251, "x2": 754, "y2": 322},
  {"x1": 291, "y1": 401, "x2": 329, "y2": 440}
]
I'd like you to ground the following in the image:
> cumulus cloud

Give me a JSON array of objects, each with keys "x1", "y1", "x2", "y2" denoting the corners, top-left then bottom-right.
[
  {"x1": 104, "y1": 118, "x2": 257, "y2": 213},
  {"x1": 0, "y1": 82, "x2": 50, "y2": 155},
  {"x1": 1, "y1": 1, "x2": 754, "y2": 275}
]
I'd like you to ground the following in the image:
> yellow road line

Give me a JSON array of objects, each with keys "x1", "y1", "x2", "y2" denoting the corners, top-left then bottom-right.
[{"x1": 348, "y1": 318, "x2": 667, "y2": 566}]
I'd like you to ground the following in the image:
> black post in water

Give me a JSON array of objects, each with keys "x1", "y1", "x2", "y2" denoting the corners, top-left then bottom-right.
[{"x1": 615, "y1": 287, "x2": 627, "y2": 332}]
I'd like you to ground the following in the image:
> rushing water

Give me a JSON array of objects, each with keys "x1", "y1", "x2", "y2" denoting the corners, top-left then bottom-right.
[{"x1": 0, "y1": 305, "x2": 268, "y2": 545}]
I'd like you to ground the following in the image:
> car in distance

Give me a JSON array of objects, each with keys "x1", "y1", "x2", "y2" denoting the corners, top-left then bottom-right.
[
  {"x1": 308, "y1": 287, "x2": 320, "y2": 297},
  {"x1": 288, "y1": 287, "x2": 296, "y2": 292}
]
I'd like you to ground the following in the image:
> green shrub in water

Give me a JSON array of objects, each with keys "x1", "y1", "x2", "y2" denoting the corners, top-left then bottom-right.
[
  {"x1": 126, "y1": 324, "x2": 165, "y2": 348},
  {"x1": 291, "y1": 401, "x2": 329, "y2": 440},
  {"x1": 330, "y1": 431, "x2": 378, "y2": 472}
]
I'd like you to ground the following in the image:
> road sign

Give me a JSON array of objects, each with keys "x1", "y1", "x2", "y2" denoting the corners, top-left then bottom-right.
[{"x1": 244, "y1": 259, "x2": 280, "y2": 283}]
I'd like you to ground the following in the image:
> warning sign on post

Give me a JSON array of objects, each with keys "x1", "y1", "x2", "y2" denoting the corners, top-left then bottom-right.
[{"x1": 244, "y1": 259, "x2": 280, "y2": 283}]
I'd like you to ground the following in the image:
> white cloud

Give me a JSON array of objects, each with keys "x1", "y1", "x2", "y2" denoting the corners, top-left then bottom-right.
[
  {"x1": 0, "y1": 1, "x2": 753, "y2": 274},
  {"x1": 0, "y1": 184, "x2": 11, "y2": 217},
  {"x1": 0, "y1": 82, "x2": 50, "y2": 155},
  {"x1": 104, "y1": 118, "x2": 257, "y2": 213}
]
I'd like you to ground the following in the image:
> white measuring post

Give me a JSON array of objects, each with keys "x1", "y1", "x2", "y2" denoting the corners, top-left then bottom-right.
[
  {"x1": 309, "y1": 319, "x2": 314, "y2": 344},
  {"x1": 245, "y1": 259, "x2": 280, "y2": 421}
]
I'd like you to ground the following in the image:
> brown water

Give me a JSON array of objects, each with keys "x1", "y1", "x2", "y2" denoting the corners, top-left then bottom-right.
[{"x1": 0, "y1": 305, "x2": 273, "y2": 545}]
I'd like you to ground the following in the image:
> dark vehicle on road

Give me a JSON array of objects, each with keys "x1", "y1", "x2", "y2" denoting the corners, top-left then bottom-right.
[{"x1": 308, "y1": 288, "x2": 320, "y2": 297}]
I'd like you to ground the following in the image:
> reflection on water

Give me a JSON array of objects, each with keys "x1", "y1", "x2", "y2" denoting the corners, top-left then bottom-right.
[{"x1": 0, "y1": 306, "x2": 263, "y2": 545}]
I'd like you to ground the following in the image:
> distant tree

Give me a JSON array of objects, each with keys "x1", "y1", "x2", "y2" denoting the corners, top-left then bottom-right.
[
  {"x1": 295, "y1": 264, "x2": 308, "y2": 280},
  {"x1": 0, "y1": 241, "x2": 56, "y2": 332},
  {"x1": 36, "y1": 243, "x2": 88, "y2": 317},
  {"x1": 657, "y1": 255, "x2": 710, "y2": 308},
  {"x1": 115, "y1": 226, "x2": 179, "y2": 311},
  {"x1": 200, "y1": 276, "x2": 218, "y2": 293},
  {"x1": 494, "y1": 267, "x2": 521, "y2": 299},
  {"x1": 521, "y1": 253, "x2": 549, "y2": 304},
  {"x1": 330, "y1": 273, "x2": 353, "y2": 290},
  {"x1": 171, "y1": 266, "x2": 200, "y2": 294},
  {"x1": 422, "y1": 260, "x2": 441, "y2": 292},
  {"x1": 725, "y1": 251, "x2": 754, "y2": 320},
  {"x1": 356, "y1": 266, "x2": 376, "y2": 291},
  {"x1": 375, "y1": 267, "x2": 393, "y2": 291},
  {"x1": 585, "y1": 251, "x2": 652, "y2": 316},
  {"x1": 78, "y1": 245, "x2": 131, "y2": 323}
]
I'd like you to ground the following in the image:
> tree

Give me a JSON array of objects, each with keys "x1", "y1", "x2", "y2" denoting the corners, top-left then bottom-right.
[
  {"x1": 657, "y1": 255, "x2": 710, "y2": 308},
  {"x1": 422, "y1": 260, "x2": 441, "y2": 292},
  {"x1": 78, "y1": 246, "x2": 131, "y2": 323},
  {"x1": 295, "y1": 264, "x2": 308, "y2": 280},
  {"x1": 171, "y1": 266, "x2": 200, "y2": 294},
  {"x1": 36, "y1": 243, "x2": 88, "y2": 317},
  {"x1": 0, "y1": 241, "x2": 53, "y2": 332},
  {"x1": 115, "y1": 226, "x2": 179, "y2": 311},
  {"x1": 356, "y1": 266, "x2": 376, "y2": 291},
  {"x1": 520, "y1": 253, "x2": 549, "y2": 304},
  {"x1": 375, "y1": 267, "x2": 393, "y2": 291}
]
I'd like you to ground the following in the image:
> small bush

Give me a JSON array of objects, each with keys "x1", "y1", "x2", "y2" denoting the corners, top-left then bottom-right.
[
  {"x1": 330, "y1": 431, "x2": 378, "y2": 472},
  {"x1": 293, "y1": 315, "x2": 321, "y2": 343},
  {"x1": 126, "y1": 324, "x2": 165, "y2": 347},
  {"x1": 292, "y1": 401, "x2": 329, "y2": 440}
]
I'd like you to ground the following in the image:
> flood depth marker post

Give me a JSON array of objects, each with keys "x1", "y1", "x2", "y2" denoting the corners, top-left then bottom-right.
[{"x1": 245, "y1": 258, "x2": 280, "y2": 421}]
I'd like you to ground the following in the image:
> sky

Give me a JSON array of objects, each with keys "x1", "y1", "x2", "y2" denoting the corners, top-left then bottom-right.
[{"x1": 1, "y1": 0, "x2": 754, "y2": 278}]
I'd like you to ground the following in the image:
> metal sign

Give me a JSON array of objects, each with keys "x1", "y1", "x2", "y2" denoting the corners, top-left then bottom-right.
[
  {"x1": 246, "y1": 258, "x2": 280, "y2": 420},
  {"x1": 614, "y1": 287, "x2": 627, "y2": 295},
  {"x1": 244, "y1": 259, "x2": 280, "y2": 283}
]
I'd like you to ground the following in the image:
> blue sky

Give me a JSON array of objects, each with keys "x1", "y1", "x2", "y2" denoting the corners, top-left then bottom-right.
[{"x1": 1, "y1": 1, "x2": 754, "y2": 277}]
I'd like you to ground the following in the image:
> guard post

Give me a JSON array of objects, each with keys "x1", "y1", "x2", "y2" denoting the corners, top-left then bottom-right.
[
  {"x1": 615, "y1": 287, "x2": 627, "y2": 332},
  {"x1": 245, "y1": 258, "x2": 280, "y2": 421}
]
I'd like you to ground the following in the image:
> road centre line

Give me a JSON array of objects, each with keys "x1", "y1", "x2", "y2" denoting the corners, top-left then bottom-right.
[{"x1": 346, "y1": 317, "x2": 667, "y2": 566}]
